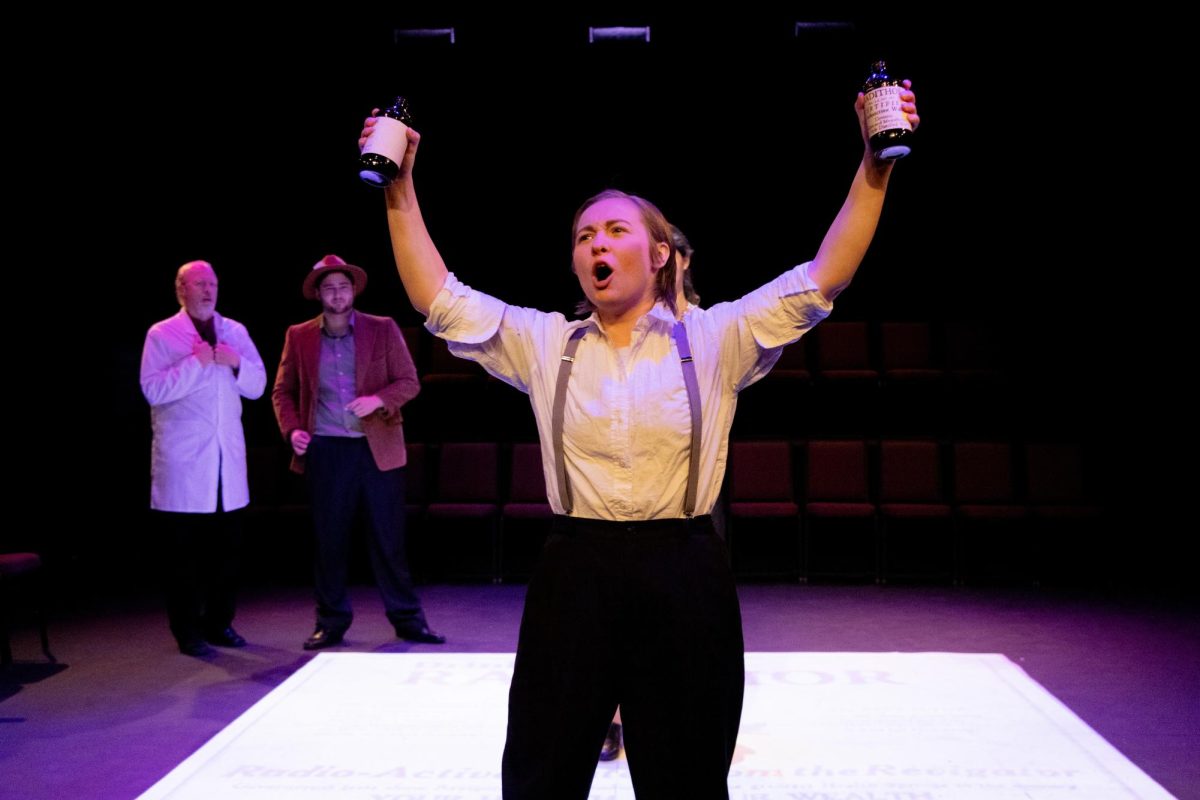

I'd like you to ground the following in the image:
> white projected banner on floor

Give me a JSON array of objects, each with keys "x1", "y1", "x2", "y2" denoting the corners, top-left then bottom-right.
[{"x1": 138, "y1": 652, "x2": 1175, "y2": 800}]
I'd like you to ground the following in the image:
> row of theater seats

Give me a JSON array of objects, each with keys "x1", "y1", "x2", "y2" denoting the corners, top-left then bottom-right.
[
  {"x1": 724, "y1": 439, "x2": 1104, "y2": 585},
  {"x1": 247, "y1": 439, "x2": 1105, "y2": 587},
  {"x1": 398, "y1": 320, "x2": 1028, "y2": 441},
  {"x1": 402, "y1": 320, "x2": 1008, "y2": 384}
]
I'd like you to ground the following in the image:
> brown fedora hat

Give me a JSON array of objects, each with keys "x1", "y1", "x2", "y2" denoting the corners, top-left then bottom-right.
[{"x1": 302, "y1": 254, "x2": 369, "y2": 300}]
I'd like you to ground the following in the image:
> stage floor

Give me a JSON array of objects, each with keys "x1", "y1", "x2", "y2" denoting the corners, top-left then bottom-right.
[
  {"x1": 4, "y1": 584, "x2": 1195, "y2": 799},
  {"x1": 137, "y1": 651, "x2": 1173, "y2": 799}
]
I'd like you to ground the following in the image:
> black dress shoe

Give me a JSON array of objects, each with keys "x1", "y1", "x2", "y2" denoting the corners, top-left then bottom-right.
[
  {"x1": 303, "y1": 627, "x2": 345, "y2": 651},
  {"x1": 599, "y1": 722, "x2": 622, "y2": 762},
  {"x1": 179, "y1": 639, "x2": 215, "y2": 658},
  {"x1": 393, "y1": 622, "x2": 446, "y2": 644},
  {"x1": 205, "y1": 627, "x2": 247, "y2": 648}
]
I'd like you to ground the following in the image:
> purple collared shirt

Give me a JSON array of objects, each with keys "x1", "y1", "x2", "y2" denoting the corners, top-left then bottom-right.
[{"x1": 314, "y1": 313, "x2": 365, "y2": 438}]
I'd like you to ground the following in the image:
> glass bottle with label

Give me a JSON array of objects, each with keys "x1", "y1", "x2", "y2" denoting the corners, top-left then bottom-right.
[
  {"x1": 862, "y1": 62, "x2": 912, "y2": 160},
  {"x1": 359, "y1": 96, "x2": 414, "y2": 187}
]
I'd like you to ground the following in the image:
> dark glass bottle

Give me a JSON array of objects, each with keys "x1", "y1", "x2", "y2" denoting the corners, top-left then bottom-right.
[
  {"x1": 359, "y1": 96, "x2": 414, "y2": 187},
  {"x1": 862, "y1": 62, "x2": 912, "y2": 160}
]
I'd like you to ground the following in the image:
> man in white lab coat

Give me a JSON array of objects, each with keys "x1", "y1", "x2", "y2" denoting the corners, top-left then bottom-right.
[{"x1": 140, "y1": 260, "x2": 266, "y2": 656}]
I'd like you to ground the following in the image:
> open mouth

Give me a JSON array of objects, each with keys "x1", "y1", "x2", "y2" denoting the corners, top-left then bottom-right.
[{"x1": 592, "y1": 263, "x2": 614, "y2": 288}]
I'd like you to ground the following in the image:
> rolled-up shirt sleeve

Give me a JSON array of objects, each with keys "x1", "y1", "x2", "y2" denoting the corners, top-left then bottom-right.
[
  {"x1": 425, "y1": 272, "x2": 563, "y2": 394},
  {"x1": 425, "y1": 272, "x2": 507, "y2": 344},
  {"x1": 738, "y1": 261, "x2": 834, "y2": 349},
  {"x1": 697, "y1": 261, "x2": 834, "y2": 393}
]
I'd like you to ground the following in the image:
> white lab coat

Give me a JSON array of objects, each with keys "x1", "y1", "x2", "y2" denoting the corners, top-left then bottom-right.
[{"x1": 140, "y1": 309, "x2": 266, "y2": 512}]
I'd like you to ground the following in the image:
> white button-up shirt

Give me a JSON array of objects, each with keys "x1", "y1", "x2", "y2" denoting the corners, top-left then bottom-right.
[
  {"x1": 140, "y1": 310, "x2": 267, "y2": 513},
  {"x1": 426, "y1": 264, "x2": 832, "y2": 520}
]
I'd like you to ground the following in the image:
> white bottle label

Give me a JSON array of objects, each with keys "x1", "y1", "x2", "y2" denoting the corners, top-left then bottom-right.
[
  {"x1": 864, "y1": 85, "x2": 911, "y2": 136},
  {"x1": 363, "y1": 116, "x2": 409, "y2": 162}
]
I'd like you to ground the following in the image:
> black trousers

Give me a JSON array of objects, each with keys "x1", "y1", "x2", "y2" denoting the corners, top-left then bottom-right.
[
  {"x1": 305, "y1": 436, "x2": 424, "y2": 632},
  {"x1": 158, "y1": 508, "x2": 243, "y2": 646},
  {"x1": 502, "y1": 515, "x2": 744, "y2": 799}
]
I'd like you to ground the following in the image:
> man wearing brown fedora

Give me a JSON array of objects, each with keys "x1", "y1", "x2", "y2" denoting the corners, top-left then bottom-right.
[{"x1": 272, "y1": 254, "x2": 443, "y2": 649}]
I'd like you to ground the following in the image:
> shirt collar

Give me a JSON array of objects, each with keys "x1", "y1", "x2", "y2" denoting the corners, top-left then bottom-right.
[
  {"x1": 585, "y1": 301, "x2": 677, "y2": 340},
  {"x1": 320, "y1": 310, "x2": 356, "y2": 337}
]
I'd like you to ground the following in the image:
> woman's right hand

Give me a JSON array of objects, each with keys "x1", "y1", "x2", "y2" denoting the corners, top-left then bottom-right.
[{"x1": 359, "y1": 109, "x2": 421, "y2": 183}]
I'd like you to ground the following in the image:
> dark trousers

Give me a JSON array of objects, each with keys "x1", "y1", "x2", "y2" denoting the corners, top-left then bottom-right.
[
  {"x1": 502, "y1": 516, "x2": 744, "y2": 799},
  {"x1": 158, "y1": 508, "x2": 242, "y2": 645},
  {"x1": 306, "y1": 436, "x2": 423, "y2": 632}
]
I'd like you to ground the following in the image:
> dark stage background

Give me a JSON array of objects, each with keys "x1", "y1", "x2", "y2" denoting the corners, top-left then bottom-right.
[{"x1": 17, "y1": 12, "x2": 1181, "y2": 595}]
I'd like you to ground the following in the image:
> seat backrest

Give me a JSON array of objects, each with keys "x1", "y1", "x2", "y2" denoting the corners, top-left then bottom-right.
[
  {"x1": 815, "y1": 321, "x2": 871, "y2": 370},
  {"x1": 1025, "y1": 443, "x2": 1089, "y2": 504},
  {"x1": 880, "y1": 440, "x2": 943, "y2": 502},
  {"x1": 773, "y1": 341, "x2": 808, "y2": 371},
  {"x1": 730, "y1": 441, "x2": 795, "y2": 501},
  {"x1": 945, "y1": 321, "x2": 1000, "y2": 372},
  {"x1": 0, "y1": 552, "x2": 42, "y2": 578},
  {"x1": 881, "y1": 322, "x2": 935, "y2": 370},
  {"x1": 406, "y1": 442, "x2": 428, "y2": 503},
  {"x1": 508, "y1": 443, "x2": 548, "y2": 503},
  {"x1": 806, "y1": 440, "x2": 869, "y2": 502},
  {"x1": 953, "y1": 442, "x2": 1015, "y2": 503},
  {"x1": 434, "y1": 442, "x2": 499, "y2": 502}
]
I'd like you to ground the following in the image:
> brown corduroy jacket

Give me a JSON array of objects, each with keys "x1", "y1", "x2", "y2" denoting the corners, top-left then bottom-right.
[{"x1": 272, "y1": 312, "x2": 419, "y2": 473}]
